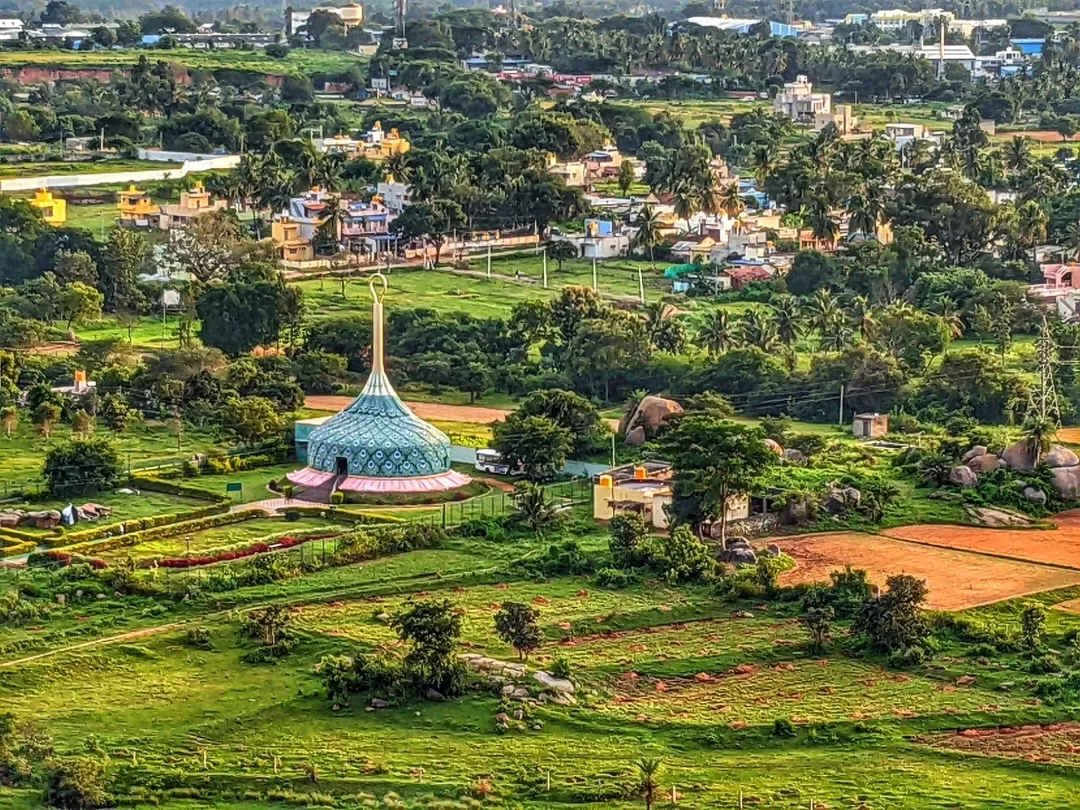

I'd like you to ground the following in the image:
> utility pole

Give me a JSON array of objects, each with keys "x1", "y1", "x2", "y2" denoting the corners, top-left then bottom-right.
[
  {"x1": 637, "y1": 266, "x2": 645, "y2": 304},
  {"x1": 542, "y1": 246, "x2": 548, "y2": 289},
  {"x1": 487, "y1": 243, "x2": 492, "y2": 279},
  {"x1": 592, "y1": 255, "x2": 598, "y2": 292},
  {"x1": 837, "y1": 384, "x2": 845, "y2": 425}
]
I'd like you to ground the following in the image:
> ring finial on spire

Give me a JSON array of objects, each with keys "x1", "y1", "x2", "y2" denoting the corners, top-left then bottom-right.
[{"x1": 369, "y1": 272, "x2": 388, "y2": 303}]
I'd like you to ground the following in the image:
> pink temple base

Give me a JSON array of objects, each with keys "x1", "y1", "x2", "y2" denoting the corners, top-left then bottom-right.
[{"x1": 287, "y1": 467, "x2": 472, "y2": 494}]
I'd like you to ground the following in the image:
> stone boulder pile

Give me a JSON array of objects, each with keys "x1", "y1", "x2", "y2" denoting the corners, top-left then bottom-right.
[{"x1": 620, "y1": 396, "x2": 683, "y2": 446}]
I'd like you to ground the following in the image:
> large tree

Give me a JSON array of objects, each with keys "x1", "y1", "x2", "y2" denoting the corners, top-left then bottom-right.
[
  {"x1": 492, "y1": 413, "x2": 573, "y2": 481},
  {"x1": 660, "y1": 415, "x2": 777, "y2": 545}
]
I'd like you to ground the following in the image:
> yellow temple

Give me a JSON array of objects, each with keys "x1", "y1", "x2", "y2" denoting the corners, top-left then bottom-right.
[
  {"x1": 271, "y1": 216, "x2": 314, "y2": 262},
  {"x1": 117, "y1": 185, "x2": 160, "y2": 226},
  {"x1": 30, "y1": 188, "x2": 67, "y2": 226},
  {"x1": 362, "y1": 121, "x2": 411, "y2": 160}
]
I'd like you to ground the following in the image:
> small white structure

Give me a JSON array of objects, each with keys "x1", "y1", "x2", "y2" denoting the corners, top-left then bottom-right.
[
  {"x1": 774, "y1": 75, "x2": 832, "y2": 123},
  {"x1": 0, "y1": 18, "x2": 23, "y2": 41}
]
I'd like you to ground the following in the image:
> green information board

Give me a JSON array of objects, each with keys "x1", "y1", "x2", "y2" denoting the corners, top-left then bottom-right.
[{"x1": 226, "y1": 482, "x2": 243, "y2": 495}]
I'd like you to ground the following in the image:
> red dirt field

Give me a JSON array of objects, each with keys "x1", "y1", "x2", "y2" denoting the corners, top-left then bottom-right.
[
  {"x1": 769, "y1": 532, "x2": 1080, "y2": 610},
  {"x1": 883, "y1": 511, "x2": 1080, "y2": 571},
  {"x1": 305, "y1": 396, "x2": 512, "y2": 424}
]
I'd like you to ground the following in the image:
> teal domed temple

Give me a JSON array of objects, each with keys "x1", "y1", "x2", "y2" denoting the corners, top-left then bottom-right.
[{"x1": 288, "y1": 275, "x2": 471, "y2": 495}]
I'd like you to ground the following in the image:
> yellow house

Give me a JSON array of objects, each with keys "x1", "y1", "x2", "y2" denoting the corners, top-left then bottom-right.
[
  {"x1": 30, "y1": 188, "x2": 67, "y2": 226},
  {"x1": 158, "y1": 181, "x2": 227, "y2": 230},
  {"x1": 117, "y1": 185, "x2": 159, "y2": 227},
  {"x1": 271, "y1": 216, "x2": 314, "y2": 262}
]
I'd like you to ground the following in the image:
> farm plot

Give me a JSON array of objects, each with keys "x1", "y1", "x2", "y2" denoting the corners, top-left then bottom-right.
[{"x1": 769, "y1": 532, "x2": 1080, "y2": 610}]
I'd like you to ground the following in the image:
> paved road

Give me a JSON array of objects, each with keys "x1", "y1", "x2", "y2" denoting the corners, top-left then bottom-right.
[{"x1": 305, "y1": 397, "x2": 513, "y2": 423}]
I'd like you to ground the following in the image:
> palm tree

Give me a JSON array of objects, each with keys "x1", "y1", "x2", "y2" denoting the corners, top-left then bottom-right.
[
  {"x1": 806, "y1": 288, "x2": 841, "y2": 335},
  {"x1": 928, "y1": 294, "x2": 965, "y2": 339},
  {"x1": 1016, "y1": 200, "x2": 1050, "y2": 264},
  {"x1": 749, "y1": 143, "x2": 777, "y2": 188},
  {"x1": 806, "y1": 196, "x2": 838, "y2": 248},
  {"x1": 671, "y1": 179, "x2": 698, "y2": 227},
  {"x1": 1063, "y1": 220, "x2": 1080, "y2": 260},
  {"x1": 697, "y1": 309, "x2": 737, "y2": 355},
  {"x1": 637, "y1": 758, "x2": 662, "y2": 810},
  {"x1": 1024, "y1": 414, "x2": 1057, "y2": 466},
  {"x1": 846, "y1": 192, "x2": 881, "y2": 240},
  {"x1": 738, "y1": 309, "x2": 780, "y2": 351},
  {"x1": 633, "y1": 204, "x2": 662, "y2": 268},
  {"x1": 718, "y1": 183, "x2": 745, "y2": 220},
  {"x1": 1005, "y1": 136, "x2": 1033, "y2": 174},
  {"x1": 818, "y1": 313, "x2": 851, "y2": 352},
  {"x1": 771, "y1": 295, "x2": 802, "y2": 347},
  {"x1": 848, "y1": 294, "x2": 877, "y2": 342}
]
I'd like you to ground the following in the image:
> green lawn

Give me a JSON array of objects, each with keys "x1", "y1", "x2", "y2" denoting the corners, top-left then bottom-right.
[
  {"x1": 0, "y1": 159, "x2": 182, "y2": 179},
  {"x1": 63, "y1": 202, "x2": 119, "y2": 236},
  {"x1": 0, "y1": 418, "x2": 221, "y2": 491},
  {"x1": 3, "y1": 551, "x2": 1080, "y2": 808},
  {"x1": 2, "y1": 488, "x2": 206, "y2": 540},
  {"x1": 99, "y1": 515, "x2": 335, "y2": 561},
  {"x1": 176, "y1": 463, "x2": 298, "y2": 505}
]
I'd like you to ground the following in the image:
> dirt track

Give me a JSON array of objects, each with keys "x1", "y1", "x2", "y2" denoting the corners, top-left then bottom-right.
[
  {"x1": 770, "y1": 531, "x2": 1080, "y2": 611},
  {"x1": 305, "y1": 396, "x2": 512, "y2": 424}
]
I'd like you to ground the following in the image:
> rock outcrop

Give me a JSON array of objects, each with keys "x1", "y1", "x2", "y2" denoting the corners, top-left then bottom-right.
[{"x1": 619, "y1": 396, "x2": 683, "y2": 444}]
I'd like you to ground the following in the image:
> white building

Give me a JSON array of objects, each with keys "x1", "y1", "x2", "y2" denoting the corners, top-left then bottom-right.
[
  {"x1": 884, "y1": 122, "x2": 943, "y2": 151},
  {"x1": 851, "y1": 43, "x2": 980, "y2": 77},
  {"x1": 0, "y1": 18, "x2": 23, "y2": 41},
  {"x1": 773, "y1": 75, "x2": 831, "y2": 123},
  {"x1": 287, "y1": 3, "x2": 364, "y2": 37}
]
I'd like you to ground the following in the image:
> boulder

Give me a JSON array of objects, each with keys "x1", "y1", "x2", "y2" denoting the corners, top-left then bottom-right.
[
  {"x1": 967, "y1": 454, "x2": 1000, "y2": 473},
  {"x1": 767, "y1": 544, "x2": 782, "y2": 558},
  {"x1": 1004, "y1": 440, "x2": 1080, "y2": 472},
  {"x1": 500, "y1": 684, "x2": 515, "y2": 697},
  {"x1": 825, "y1": 487, "x2": 861, "y2": 514},
  {"x1": 619, "y1": 396, "x2": 683, "y2": 441},
  {"x1": 1052, "y1": 466, "x2": 1080, "y2": 500},
  {"x1": 534, "y1": 671, "x2": 575, "y2": 694},
  {"x1": 961, "y1": 445, "x2": 988, "y2": 464},
  {"x1": 1001, "y1": 439, "x2": 1036, "y2": 471},
  {"x1": 424, "y1": 688, "x2": 446, "y2": 702},
  {"x1": 23, "y1": 510, "x2": 61, "y2": 529},
  {"x1": 764, "y1": 438, "x2": 784, "y2": 456},
  {"x1": 624, "y1": 426, "x2": 647, "y2": 447},
  {"x1": 723, "y1": 538, "x2": 757, "y2": 566},
  {"x1": 0, "y1": 513, "x2": 20, "y2": 528},
  {"x1": 370, "y1": 698, "x2": 390, "y2": 709},
  {"x1": 782, "y1": 448, "x2": 806, "y2": 464},
  {"x1": 779, "y1": 496, "x2": 812, "y2": 525},
  {"x1": 1023, "y1": 486, "x2": 1048, "y2": 505},
  {"x1": 948, "y1": 465, "x2": 978, "y2": 488},
  {"x1": 1044, "y1": 445, "x2": 1080, "y2": 469}
]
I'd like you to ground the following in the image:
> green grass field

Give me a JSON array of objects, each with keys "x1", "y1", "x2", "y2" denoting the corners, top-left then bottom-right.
[
  {"x1": 0, "y1": 159, "x2": 182, "y2": 179},
  {"x1": 2, "y1": 527, "x2": 1080, "y2": 809},
  {"x1": 0, "y1": 417, "x2": 220, "y2": 491},
  {"x1": 0, "y1": 47, "x2": 368, "y2": 79}
]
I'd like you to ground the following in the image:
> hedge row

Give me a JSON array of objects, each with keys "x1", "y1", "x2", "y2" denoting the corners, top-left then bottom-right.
[
  {"x1": 63, "y1": 510, "x2": 270, "y2": 556},
  {"x1": 0, "y1": 539, "x2": 35, "y2": 557},
  {"x1": 27, "y1": 549, "x2": 106, "y2": 569},
  {"x1": 49, "y1": 502, "x2": 232, "y2": 548},
  {"x1": 129, "y1": 475, "x2": 232, "y2": 505},
  {"x1": 155, "y1": 531, "x2": 339, "y2": 569},
  {"x1": 0, "y1": 526, "x2": 44, "y2": 544},
  {"x1": 282, "y1": 505, "x2": 406, "y2": 524}
]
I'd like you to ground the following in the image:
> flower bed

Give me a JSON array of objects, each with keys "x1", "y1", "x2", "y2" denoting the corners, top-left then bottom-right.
[{"x1": 27, "y1": 549, "x2": 106, "y2": 569}]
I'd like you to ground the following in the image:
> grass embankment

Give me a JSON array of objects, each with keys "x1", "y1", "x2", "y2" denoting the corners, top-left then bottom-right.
[{"x1": 0, "y1": 47, "x2": 368, "y2": 78}]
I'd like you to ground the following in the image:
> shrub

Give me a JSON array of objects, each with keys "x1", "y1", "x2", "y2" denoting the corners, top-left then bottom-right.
[
  {"x1": 44, "y1": 756, "x2": 109, "y2": 810},
  {"x1": 594, "y1": 567, "x2": 636, "y2": 589},
  {"x1": 184, "y1": 627, "x2": 212, "y2": 649},
  {"x1": 772, "y1": 718, "x2": 796, "y2": 738},
  {"x1": 549, "y1": 656, "x2": 572, "y2": 680},
  {"x1": 1027, "y1": 654, "x2": 1062, "y2": 675},
  {"x1": 608, "y1": 513, "x2": 650, "y2": 568},
  {"x1": 129, "y1": 475, "x2": 231, "y2": 504},
  {"x1": 653, "y1": 525, "x2": 715, "y2": 583},
  {"x1": 330, "y1": 491, "x2": 344, "y2": 505}
]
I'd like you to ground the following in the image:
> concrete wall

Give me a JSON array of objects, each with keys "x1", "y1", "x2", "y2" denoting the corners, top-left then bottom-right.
[{"x1": 0, "y1": 154, "x2": 241, "y2": 193}]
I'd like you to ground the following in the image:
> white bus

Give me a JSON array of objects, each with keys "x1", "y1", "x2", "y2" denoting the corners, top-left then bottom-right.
[{"x1": 475, "y1": 449, "x2": 524, "y2": 476}]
